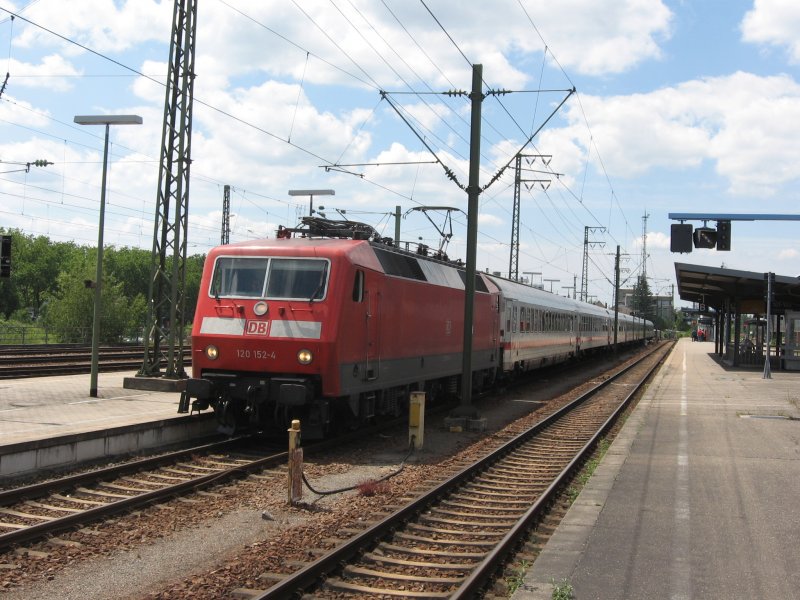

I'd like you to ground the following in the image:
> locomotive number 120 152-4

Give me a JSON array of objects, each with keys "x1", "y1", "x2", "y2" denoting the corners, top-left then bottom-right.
[{"x1": 235, "y1": 348, "x2": 276, "y2": 360}]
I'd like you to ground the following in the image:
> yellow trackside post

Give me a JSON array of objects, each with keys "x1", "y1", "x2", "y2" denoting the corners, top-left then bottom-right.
[
  {"x1": 288, "y1": 420, "x2": 303, "y2": 505},
  {"x1": 409, "y1": 391, "x2": 425, "y2": 450}
]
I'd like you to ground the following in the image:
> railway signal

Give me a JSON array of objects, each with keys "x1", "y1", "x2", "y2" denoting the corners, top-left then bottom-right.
[
  {"x1": 669, "y1": 213, "x2": 800, "y2": 253},
  {"x1": 692, "y1": 226, "x2": 717, "y2": 249},
  {"x1": 716, "y1": 219, "x2": 731, "y2": 251},
  {"x1": 670, "y1": 224, "x2": 693, "y2": 253},
  {"x1": 0, "y1": 235, "x2": 10, "y2": 278},
  {"x1": 670, "y1": 220, "x2": 732, "y2": 252}
]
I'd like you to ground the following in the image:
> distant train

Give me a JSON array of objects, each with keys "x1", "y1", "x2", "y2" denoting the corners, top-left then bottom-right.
[{"x1": 180, "y1": 218, "x2": 654, "y2": 437}]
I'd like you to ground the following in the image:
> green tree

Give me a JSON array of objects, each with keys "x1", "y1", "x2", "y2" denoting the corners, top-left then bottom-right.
[
  {"x1": 43, "y1": 264, "x2": 141, "y2": 344},
  {"x1": 1, "y1": 228, "x2": 203, "y2": 341},
  {"x1": 631, "y1": 275, "x2": 654, "y2": 321},
  {"x1": 104, "y1": 246, "x2": 152, "y2": 300},
  {"x1": 0, "y1": 229, "x2": 79, "y2": 320}
]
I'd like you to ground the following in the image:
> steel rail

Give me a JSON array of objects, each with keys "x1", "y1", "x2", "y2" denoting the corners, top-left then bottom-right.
[
  {"x1": 451, "y1": 342, "x2": 672, "y2": 597},
  {"x1": 0, "y1": 430, "x2": 235, "y2": 507},
  {"x1": 251, "y1": 342, "x2": 671, "y2": 599},
  {"x1": 0, "y1": 399, "x2": 448, "y2": 553},
  {"x1": 0, "y1": 438, "x2": 282, "y2": 553},
  {"x1": 0, "y1": 348, "x2": 192, "y2": 379}
]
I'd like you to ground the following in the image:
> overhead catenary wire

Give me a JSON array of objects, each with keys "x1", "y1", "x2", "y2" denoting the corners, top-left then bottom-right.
[
  {"x1": 0, "y1": 2, "x2": 656, "y2": 300},
  {"x1": 0, "y1": 3, "x2": 469, "y2": 233}
]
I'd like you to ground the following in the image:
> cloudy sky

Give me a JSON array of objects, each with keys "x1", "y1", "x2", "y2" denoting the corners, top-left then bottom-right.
[{"x1": 1, "y1": 0, "x2": 799, "y2": 308}]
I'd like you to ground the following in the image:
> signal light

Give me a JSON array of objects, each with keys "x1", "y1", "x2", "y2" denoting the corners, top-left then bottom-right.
[
  {"x1": 0, "y1": 235, "x2": 10, "y2": 278},
  {"x1": 670, "y1": 224, "x2": 693, "y2": 253},
  {"x1": 716, "y1": 220, "x2": 731, "y2": 251},
  {"x1": 693, "y1": 227, "x2": 717, "y2": 249}
]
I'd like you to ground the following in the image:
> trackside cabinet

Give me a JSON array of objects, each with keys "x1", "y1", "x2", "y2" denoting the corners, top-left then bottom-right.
[{"x1": 784, "y1": 311, "x2": 800, "y2": 371}]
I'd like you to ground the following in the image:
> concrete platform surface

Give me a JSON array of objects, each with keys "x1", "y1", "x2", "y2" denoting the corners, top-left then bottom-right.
[
  {"x1": 0, "y1": 370, "x2": 185, "y2": 447},
  {"x1": 512, "y1": 337, "x2": 800, "y2": 600}
]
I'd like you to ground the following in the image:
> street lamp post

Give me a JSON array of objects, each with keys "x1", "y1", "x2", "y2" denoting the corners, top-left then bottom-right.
[
  {"x1": 74, "y1": 115, "x2": 143, "y2": 397},
  {"x1": 522, "y1": 271, "x2": 541, "y2": 286},
  {"x1": 288, "y1": 189, "x2": 335, "y2": 217},
  {"x1": 544, "y1": 278, "x2": 560, "y2": 293}
]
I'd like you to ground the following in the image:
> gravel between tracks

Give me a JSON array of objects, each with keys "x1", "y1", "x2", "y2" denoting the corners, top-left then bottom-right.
[{"x1": 0, "y1": 349, "x2": 645, "y2": 599}]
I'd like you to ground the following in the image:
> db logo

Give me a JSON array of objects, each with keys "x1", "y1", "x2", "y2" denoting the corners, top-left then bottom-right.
[{"x1": 245, "y1": 320, "x2": 269, "y2": 336}]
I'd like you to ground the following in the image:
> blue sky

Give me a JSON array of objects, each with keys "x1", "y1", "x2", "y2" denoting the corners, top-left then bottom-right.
[{"x1": 1, "y1": 0, "x2": 799, "y2": 308}]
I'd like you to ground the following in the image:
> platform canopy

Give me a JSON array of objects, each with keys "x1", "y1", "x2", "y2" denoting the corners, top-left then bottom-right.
[{"x1": 675, "y1": 263, "x2": 800, "y2": 312}]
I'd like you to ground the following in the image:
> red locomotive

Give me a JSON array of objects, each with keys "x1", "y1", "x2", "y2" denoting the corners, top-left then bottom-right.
[{"x1": 180, "y1": 218, "x2": 653, "y2": 437}]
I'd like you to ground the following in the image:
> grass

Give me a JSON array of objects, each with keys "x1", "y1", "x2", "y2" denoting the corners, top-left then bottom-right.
[
  {"x1": 551, "y1": 578, "x2": 575, "y2": 600},
  {"x1": 506, "y1": 560, "x2": 530, "y2": 595},
  {"x1": 566, "y1": 438, "x2": 610, "y2": 504}
]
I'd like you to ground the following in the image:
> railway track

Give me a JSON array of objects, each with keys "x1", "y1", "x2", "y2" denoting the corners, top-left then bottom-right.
[
  {"x1": 0, "y1": 345, "x2": 191, "y2": 379},
  {"x1": 242, "y1": 341, "x2": 673, "y2": 599},
  {"x1": 0, "y1": 436, "x2": 283, "y2": 553},
  {"x1": 0, "y1": 342, "x2": 668, "y2": 597},
  {"x1": 0, "y1": 405, "x2": 431, "y2": 554}
]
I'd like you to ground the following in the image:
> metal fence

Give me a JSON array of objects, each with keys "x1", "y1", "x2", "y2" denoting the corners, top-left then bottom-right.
[{"x1": 0, "y1": 324, "x2": 144, "y2": 345}]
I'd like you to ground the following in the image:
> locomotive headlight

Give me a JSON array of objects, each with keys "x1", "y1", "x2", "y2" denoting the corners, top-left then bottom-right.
[
  {"x1": 253, "y1": 301, "x2": 268, "y2": 316},
  {"x1": 205, "y1": 345, "x2": 219, "y2": 360},
  {"x1": 297, "y1": 349, "x2": 313, "y2": 365}
]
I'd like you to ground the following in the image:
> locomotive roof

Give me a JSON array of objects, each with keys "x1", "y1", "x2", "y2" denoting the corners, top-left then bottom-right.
[
  {"x1": 214, "y1": 237, "x2": 367, "y2": 251},
  {"x1": 209, "y1": 237, "x2": 380, "y2": 264},
  {"x1": 209, "y1": 237, "x2": 497, "y2": 293}
]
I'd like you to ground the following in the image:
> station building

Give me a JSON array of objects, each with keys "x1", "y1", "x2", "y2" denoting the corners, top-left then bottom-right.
[{"x1": 675, "y1": 263, "x2": 800, "y2": 370}]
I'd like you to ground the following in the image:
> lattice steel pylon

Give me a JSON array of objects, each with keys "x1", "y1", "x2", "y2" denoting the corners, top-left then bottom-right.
[
  {"x1": 221, "y1": 185, "x2": 231, "y2": 245},
  {"x1": 509, "y1": 154, "x2": 551, "y2": 281},
  {"x1": 138, "y1": 0, "x2": 197, "y2": 379},
  {"x1": 509, "y1": 154, "x2": 522, "y2": 280},
  {"x1": 580, "y1": 226, "x2": 605, "y2": 302},
  {"x1": 641, "y1": 212, "x2": 649, "y2": 283}
]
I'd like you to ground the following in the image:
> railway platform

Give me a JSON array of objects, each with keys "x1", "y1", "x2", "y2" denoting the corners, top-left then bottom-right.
[
  {"x1": 512, "y1": 337, "x2": 800, "y2": 599},
  {"x1": 0, "y1": 371, "x2": 215, "y2": 479}
]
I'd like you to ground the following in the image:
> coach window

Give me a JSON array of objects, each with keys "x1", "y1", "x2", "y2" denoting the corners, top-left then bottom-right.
[
  {"x1": 352, "y1": 269, "x2": 364, "y2": 302},
  {"x1": 512, "y1": 306, "x2": 518, "y2": 333}
]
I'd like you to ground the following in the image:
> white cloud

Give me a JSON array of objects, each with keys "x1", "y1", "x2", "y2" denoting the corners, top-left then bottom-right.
[
  {"x1": 5, "y1": 55, "x2": 82, "y2": 91},
  {"x1": 644, "y1": 231, "x2": 670, "y2": 250},
  {"x1": 479, "y1": 213, "x2": 503, "y2": 227},
  {"x1": 741, "y1": 0, "x2": 800, "y2": 62},
  {"x1": 16, "y1": 0, "x2": 171, "y2": 53},
  {"x1": 550, "y1": 72, "x2": 800, "y2": 195}
]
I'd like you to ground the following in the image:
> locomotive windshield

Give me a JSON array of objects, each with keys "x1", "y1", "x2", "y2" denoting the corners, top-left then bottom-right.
[{"x1": 210, "y1": 257, "x2": 328, "y2": 300}]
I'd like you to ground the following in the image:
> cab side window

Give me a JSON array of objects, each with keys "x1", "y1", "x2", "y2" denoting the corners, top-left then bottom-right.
[{"x1": 352, "y1": 270, "x2": 365, "y2": 302}]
